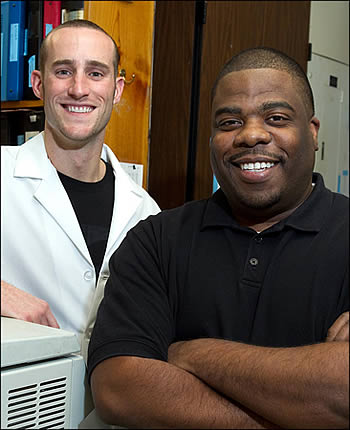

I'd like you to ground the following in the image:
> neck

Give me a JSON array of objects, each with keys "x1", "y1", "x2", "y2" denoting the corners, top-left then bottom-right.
[
  {"x1": 43, "y1": 128, "x2": 106, "y2": 182},
  {"x1": 231, "y1": 185, "x2": 314, "y2": 233},
  {"x1": 234, "y1": 207, "x2": 298, "y2": 232}
]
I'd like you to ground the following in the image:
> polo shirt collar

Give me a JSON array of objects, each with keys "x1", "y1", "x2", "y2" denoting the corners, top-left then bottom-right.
[
  {"x1": 202, "y1": 173, "x2": 332, "y2": 233},
  {"x1": 284, "y1": 173, "x2": 332, "y2": 232}
]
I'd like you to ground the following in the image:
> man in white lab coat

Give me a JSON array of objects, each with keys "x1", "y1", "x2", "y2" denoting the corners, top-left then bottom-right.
[{"x1": 1, "y1": 19, "x2": 159, "y2": 363}]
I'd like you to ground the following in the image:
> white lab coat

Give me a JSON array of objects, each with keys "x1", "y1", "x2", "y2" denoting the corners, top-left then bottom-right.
[{"x1": 1, "y1": 132, "x2": 160, "y2": 362}]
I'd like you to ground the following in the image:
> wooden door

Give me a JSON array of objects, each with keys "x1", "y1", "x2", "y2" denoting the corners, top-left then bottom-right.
[
  {"x1": 148, "y1": 1, "x2": 196, "y2": 208},
  {"x1": 84, "y1": 1, "x2": 155, "y2": 187},
  {"x1": 149, "y1": 0, "x2": 311, "y2": 208}
]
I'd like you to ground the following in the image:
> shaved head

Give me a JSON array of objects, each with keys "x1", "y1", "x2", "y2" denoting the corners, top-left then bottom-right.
[
  {"x1": 39, "y1": 19, "x2": 119, "y2": 78},
  {"x1": 211, "y1": 47, "x2": 314, "y2": 117}
]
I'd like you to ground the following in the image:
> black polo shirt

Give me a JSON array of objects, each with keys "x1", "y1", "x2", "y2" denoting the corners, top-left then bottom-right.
[{"x1": 88, "y1": 173, "x2": 349, "y2": 379}]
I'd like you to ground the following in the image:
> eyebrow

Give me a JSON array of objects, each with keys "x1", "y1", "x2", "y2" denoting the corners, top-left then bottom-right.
[
  {"x1": 214, "y1": 101, "x2": 296, "y2": 118},
  {"x1": 51, "y1": 59, "x2": 111, "y2": 71},
  {"x1": 259, "y1": 101, "x2": 296, "y2": 114},
  {"x1": 214, "y1": 107, "x2": 242, "y2": 118}
]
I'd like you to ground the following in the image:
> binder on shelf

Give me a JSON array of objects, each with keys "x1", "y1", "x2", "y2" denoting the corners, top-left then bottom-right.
[
  {"x1": 23, "y1": 0, "x2": 44, "y2": 100},
  {"x1": 43, "y1": 1, "x2": 61, "y2": 38},
  {"x1": 61, "y1": 1, "x2": 84, "y2": 23},
  {"x1": 7, "y1": 1, "x2": 26, "y2": 101},
  {"x1": 1, "y1": 1, "x2": 10, "y2": 101},
  {"x1": 61, "y1": 0, "x2": 84, "y2": 23}
]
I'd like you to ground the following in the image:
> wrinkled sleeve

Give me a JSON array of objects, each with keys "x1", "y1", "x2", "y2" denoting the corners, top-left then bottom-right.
[{"x1": 87, "y1": 216, "x2": 174, "y2": 381}]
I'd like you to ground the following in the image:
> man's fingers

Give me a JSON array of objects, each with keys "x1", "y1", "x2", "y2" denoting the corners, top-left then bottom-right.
[
  {"x1": 47, "y1": 311, "x2": 60, "y2": 329},
  {"x1": 326, "y1": 311, "x2": 349, "y2": 342},
  {"x1": 1, "y1": 281, "x2": 60, "y2": 329}
]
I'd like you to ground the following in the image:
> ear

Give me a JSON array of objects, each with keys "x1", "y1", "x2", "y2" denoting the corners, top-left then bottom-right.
[
  {"x1": 309, "y1": 116, "x2": 320, "y2": 151},
  {"x1": 113, "y1": 76, "x2": 125, "y2": 105},
  {"x1": 31, "y1": 70, "x2": 44, "y2": 100}
]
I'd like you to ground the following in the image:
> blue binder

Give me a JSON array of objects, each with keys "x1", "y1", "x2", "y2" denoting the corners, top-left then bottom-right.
[
  {"x1": 7, "y1": 1, "x2": 26, "y2": 101},
  {"x1": 1, "y1": 1, "x2": 10, "y2": 101}
]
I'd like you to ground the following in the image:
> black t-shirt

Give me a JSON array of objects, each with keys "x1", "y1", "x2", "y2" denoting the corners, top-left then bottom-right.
[
  {"x1": 58, "y1": 160, "x2": 115, "y2": 279},
  {"x1": 88, "y1": 173, "x2": 349, "y2": 379}
]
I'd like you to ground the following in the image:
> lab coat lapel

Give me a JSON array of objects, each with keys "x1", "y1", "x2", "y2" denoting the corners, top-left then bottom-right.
[
  {"x1": 103, "y1": 147, "x2": 143, "y2": 259},
  {"x1": 14, "y1": 134, "x2": 92, "y2": 264},
  {"x1": 34, "y1": 171, "x2": 92, "y2": 263}
]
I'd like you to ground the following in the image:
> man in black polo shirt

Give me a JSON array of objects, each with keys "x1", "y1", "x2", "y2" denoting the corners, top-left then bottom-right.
[{"x1": 88, "y1": 48, "x2": 349, "y2": 428}]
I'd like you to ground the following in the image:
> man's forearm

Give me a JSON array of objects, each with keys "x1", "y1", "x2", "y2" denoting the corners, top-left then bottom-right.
[
  {"x1": 91, "y1": 355, "x2": 278, "y2": 429},
  {"x1": 168, "y1": 339, "x2": 349, "y2": 429}
]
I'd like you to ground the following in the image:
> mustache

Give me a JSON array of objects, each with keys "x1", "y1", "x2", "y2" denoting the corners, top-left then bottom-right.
[{"x1": 228, "y1": 148, "x2": 285, "y2": 164}]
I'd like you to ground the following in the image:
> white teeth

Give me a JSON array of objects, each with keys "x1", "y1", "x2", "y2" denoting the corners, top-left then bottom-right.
[
  {"x1": 67, "y1": 106, "x2": 93, "y2": 113},
  {"x1": 240, "y1": 162, "x2": 275, "y2": 171}
]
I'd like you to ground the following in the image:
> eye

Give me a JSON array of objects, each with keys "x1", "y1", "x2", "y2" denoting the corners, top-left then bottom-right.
[
  {"x1": 89, "y1": 71, "x2": 104, "y2": 78},
  {"x1": 216, "y1": 118, "x2": 242, "y2": 131},
  {"x1": 266, "y1": 115, "x2": 289, "y2": 124},
  {"x1": 56, "y1": 69, "x2": 71, "y2": 77}
]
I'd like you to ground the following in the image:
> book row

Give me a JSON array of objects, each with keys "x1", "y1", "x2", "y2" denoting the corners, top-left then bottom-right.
[
  {"x1": 1, "y1": 1, "x2": 84, "y2": 101},
  {"x1": 1, "y1": 108, "x2": 45, "y2": 146}
]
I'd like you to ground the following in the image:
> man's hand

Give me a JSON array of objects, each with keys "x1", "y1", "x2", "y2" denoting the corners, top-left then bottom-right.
[
  {"x1": 1, "y1": 280, "x2": 59, "y2": 328},
  {"x1": 168, "y1": 340, "x2": 195, "y2": 373},
  {"x1": 326, "y1": 311, "x2": 349, "y2": 342}
]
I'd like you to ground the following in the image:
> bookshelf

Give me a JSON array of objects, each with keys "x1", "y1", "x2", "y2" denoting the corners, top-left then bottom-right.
[
  {"x1": 1, "y1": 1, "x2": 155, "y2": 188},
  {"x1": 1, "y1": 100, "x2": 43, "y2": 109}
]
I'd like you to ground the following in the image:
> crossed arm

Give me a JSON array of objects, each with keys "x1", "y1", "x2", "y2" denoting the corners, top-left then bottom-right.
[
  {"x1": 91, "y1": 312, "x2": 349, "y2": 429},
  {"x1": 91, "y1": 354, "x2": 278, "y2": 429},
  {"x1": 168, "y1": 335, "x2": 349, "y2": 428}
]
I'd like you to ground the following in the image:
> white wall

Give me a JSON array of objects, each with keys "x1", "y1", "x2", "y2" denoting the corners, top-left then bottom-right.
[{"x1": 309, "y1": 1, "x2": 349, "y2": 64}]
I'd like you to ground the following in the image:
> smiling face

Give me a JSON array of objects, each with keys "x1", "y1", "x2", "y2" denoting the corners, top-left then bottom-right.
[
  {"x1": 32, "y1": 27, "x2": 124, "y2": 147},
  {"x1": 210, "y1": 68, "x2": 319, "y2": 222}
]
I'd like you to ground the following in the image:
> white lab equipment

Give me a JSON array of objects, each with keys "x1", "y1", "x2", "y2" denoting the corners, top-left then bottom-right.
[{"x1": 1, "y1": 317, "x2": 85, "y2": 429}]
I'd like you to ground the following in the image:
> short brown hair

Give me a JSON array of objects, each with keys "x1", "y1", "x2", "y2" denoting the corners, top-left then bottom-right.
[
  {"x1": 39, "y1": 19, "x2": 120, "y2": 77},
  {"x1": 211, "y1": 47, "x2": 314, "y2": 117}
]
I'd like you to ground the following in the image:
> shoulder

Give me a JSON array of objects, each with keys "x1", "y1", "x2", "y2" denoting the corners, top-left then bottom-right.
[
  {"x1": 102, "y1": 143, "x2": 160, "y2": 214},
  {"x1": 330, "y1": 190, "x2": 349, "y2": 210},
  {"x1": 312, "y1": 173, "x2": 348, "y2": 229},
  {"x1": 1, "y1": 144, "x2": 19, "y2": 161},
  {"x1": 129, "y1": 198, "x2": 210, "y2": 242},
  {"x1": 328, "y1": 191, "x2": 349, "y2": 237},
  {"x1": 324, "y1": 187, "x2": 349, "y2": 226},
  {"x1": 1, "y1": 145, "x2": 19, "y2": 178}
]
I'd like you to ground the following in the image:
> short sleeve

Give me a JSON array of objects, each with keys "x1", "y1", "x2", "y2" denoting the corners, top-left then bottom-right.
[{"x1": 87, "y1": 217, "x2": 174, "y2": 380}]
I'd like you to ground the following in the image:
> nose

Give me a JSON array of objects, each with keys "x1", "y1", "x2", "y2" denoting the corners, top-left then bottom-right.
[
  {"x1": 234, "y1": 119, "x2": 271, "y2": 147},
  {"x1": 67, "y1": 72, "x2": 90, "y2": 99}
]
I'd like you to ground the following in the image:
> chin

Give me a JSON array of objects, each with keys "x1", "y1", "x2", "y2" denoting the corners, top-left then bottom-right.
[
  {"x1": 62, "y1": 129, "x2": 95, "y2": 142},
  {"x1": 238, "y1": 192, "x2": 282, "y2": 210}
]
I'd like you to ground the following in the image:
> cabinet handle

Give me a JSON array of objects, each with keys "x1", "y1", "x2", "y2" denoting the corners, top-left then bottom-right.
[{"x1": 120, "y1": 69, "x2": 136, "y2": 85}]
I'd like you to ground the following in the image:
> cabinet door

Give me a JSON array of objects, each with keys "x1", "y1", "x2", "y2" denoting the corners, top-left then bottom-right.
[
  {"x1": 308, "y1": 53, "x2": 349, "y2": 195},
  {"x1": 84, "y1": 1, "x2": 155, "y2": 188}
]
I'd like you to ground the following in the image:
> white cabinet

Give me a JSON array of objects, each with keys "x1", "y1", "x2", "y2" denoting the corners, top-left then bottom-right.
[
  {"x1": 308, "y1": 54, "x2": 349, "y2": 196},
  {"x1": 1, "y1": 317, "x2": 85, "y2": 429}
]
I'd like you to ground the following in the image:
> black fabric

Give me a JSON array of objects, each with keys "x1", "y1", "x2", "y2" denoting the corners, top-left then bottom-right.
[
  {"x1": 88, "y1": 173, "x2": 349, "y2": 379},
  {"x1": 58, "y1": 161, "x2": 115, "y2": 279}
]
